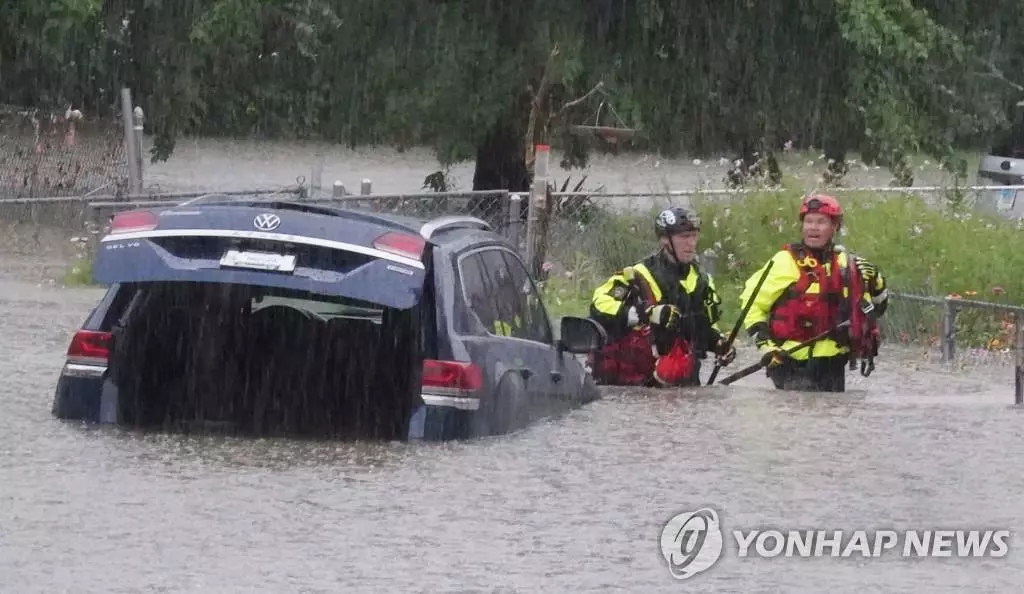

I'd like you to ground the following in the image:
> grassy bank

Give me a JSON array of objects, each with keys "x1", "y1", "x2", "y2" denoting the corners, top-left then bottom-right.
[
  {"x1": 63, "y1": 256, "x2": 93, "y2": 286},
  {"x1": 539, "y1": 188, "x2": 1024, "y2": 350}
]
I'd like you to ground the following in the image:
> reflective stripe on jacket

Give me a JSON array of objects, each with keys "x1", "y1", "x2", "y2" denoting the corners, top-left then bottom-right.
[{"x1": 589, "y1": 251, "x2": 723, "y2": 354}]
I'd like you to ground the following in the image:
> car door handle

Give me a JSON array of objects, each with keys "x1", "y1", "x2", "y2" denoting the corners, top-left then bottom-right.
[
  {"x1": 514, "y1": 368, "x2": 534, "y2": 381},
  {"x1": 550, "y1": 370, "x2": 563, "y2": 383}
]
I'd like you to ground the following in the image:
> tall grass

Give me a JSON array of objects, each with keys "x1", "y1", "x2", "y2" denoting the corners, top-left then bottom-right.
[{"x1": 539, "y1": 189, "x2": 1024, "y2": 349}]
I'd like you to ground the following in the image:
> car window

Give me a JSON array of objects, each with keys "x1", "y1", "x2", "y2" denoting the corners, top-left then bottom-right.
[
  {"x1": 500, "y1": 250, "x2": 554, "y2": 344},
  {"x1": 458, "y1": 252, "x2": 499, "y2": 334},
  {"x1": 478, "y1": 249, "x2": 523, "y2": 338}
]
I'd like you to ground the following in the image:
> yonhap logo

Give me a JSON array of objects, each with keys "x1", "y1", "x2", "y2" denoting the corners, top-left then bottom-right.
[
  {"x1": 660, "y1": 507, "x2": 724, "y2": 580},
  {"x1": 253, "y1": 213, "x2": 281, "y2": 231}
]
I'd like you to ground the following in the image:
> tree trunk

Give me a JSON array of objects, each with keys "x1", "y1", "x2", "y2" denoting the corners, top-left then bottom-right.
[{"x1": 470, "y1": 121, "x2": 532, "y2": 225}]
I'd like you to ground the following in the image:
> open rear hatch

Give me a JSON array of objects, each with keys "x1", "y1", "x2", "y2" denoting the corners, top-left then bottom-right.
[
  {"x1": 93, "y1": 204, "x2": 430, "y2": 439},
  {"x1": 93, "y1": 204, "x2": 427, "y2": 309}
]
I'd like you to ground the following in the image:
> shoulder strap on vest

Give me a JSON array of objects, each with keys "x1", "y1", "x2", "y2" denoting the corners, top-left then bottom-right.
[{"x1": 630, "y1": 265, "x2": 658, "y2": 306}]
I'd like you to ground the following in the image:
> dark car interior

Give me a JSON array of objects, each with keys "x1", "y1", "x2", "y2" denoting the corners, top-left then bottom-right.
[{"x1": 107, "y1": 281, "x2": 423, "y2": 439}]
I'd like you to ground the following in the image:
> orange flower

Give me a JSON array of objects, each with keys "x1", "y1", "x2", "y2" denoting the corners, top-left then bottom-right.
[
  {"x1": 965, "y1": 290, "x2": 977, "y2": 297},
  {"x1": 948, "y1": 293, "x2": 962, "y2": 299}
]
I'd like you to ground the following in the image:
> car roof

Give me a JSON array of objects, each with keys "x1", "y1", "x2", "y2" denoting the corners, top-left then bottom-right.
[{"x1": 163, "y1": 193, "x2": 503, "y2": 245}]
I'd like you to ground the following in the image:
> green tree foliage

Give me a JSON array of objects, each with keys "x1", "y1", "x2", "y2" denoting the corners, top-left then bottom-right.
[{"x1": 3, "y1": 0, "x2": 1024, "y2": 186}]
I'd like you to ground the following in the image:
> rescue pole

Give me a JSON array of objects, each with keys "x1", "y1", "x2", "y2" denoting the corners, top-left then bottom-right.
[
  {"x1": 706, "y1": 259, "x2": 774, "y2": 386},
  {"x1": 718, "y1": 320, "x2": 852, "y2": 386}
]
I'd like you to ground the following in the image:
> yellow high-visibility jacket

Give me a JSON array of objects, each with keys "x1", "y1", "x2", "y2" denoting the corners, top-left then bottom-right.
[
  {"x1": 739, "y1": 245, "x2": 888, "y2": 361},
  {"x1": 590, "y1": 251, "x2": 724, "y2": 354}
]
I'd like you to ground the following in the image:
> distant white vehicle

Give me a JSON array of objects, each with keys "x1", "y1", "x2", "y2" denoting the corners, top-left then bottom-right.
[{"x1": 976, "y1": 118, "x2": 1024, "y2": 218}]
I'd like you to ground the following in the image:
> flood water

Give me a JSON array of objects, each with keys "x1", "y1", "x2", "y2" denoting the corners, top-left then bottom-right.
[{"x1": 1, "y1": 142, "x2": 1021, "y2": 593}]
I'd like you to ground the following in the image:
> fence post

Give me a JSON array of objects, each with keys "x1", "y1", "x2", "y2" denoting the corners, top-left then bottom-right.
[
  {"x1": 311, "y1": 154, "x2": 324, "y2": 199},
  {"x1": 132, "y1": 106, "x2": 145, "y2": 190},
  {"x1": 941, "y1": 298, "x2": 957, "y2": 363},
  {"x1": 332, "y1": 181, "x2": 346, "y2": 198},
  {"x1": 509, "y1": 193, "x2": 523, "y2": 254},
  {"x1": 361, "y1": 179, "x2": 372, "y2": 195},
  {"x1": 87, "y1": 204, "x2": 103, "y2": 258},
  {"x1": 525, "y1": 144, "x2": 551, "y2": 277},
  {"x1": 1016, "y1": 319, "x2": 1024, "y2": 405},
  {"x1": 120, "y1": 88, "x2": 142, "y2": 194}
]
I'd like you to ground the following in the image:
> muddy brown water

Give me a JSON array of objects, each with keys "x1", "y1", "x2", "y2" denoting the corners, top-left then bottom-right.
[
  {"x1": 2, "y1": 144, "x2": 1022, "y2": 592},
  {"x1": 3, "y1": 271, "x2": 1024, "y2": 592}
]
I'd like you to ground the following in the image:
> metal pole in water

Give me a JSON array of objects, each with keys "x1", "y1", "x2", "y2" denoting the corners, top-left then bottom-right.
[{"x1": 1016, "y1": 319, "x2": 1024, "y2": 405}]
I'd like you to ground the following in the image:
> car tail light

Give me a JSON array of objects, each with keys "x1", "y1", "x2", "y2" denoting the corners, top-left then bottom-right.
[
  {"x1": 109, "y1": 210, "x2": 158, "y2": 234},
  {"x1": 373, "y1": 231, "x2": 425, "y2": 261},
  {"x1": 421, "y1": 359, "x2": 483, "y2": 393},
  {"x1": 67, "y1": 330, "x2": 112, "y2": 364}
]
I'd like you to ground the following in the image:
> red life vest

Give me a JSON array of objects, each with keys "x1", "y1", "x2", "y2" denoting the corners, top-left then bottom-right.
[
  {"x1": 588, "y1": 326, "x2": 658, "y2": 385},
  {"x1": 587, "y1": 264, "x2": 694, "y2": 386},
  {"x1": 768, "y1": 244, "x2": 845, "y2": 343},
  {"x1": 844, "y1": 255, "x2": 881, "y2": 364},
  {"x1": 653, "y1": 337, "x2": 695, "y2": 386}
]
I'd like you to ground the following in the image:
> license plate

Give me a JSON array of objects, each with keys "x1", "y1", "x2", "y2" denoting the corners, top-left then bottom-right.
[
  {"x1": 219, "y1": 249, "x2": 296, "y2": 272},
  {"x1": 997, "y1": 189, "x2": 1018, "y2": 211}
]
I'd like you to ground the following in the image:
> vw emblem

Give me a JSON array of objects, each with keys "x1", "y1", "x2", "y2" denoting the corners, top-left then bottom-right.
[{"x1": 253, "y1": 213, "x2": 281, "y2": 231}]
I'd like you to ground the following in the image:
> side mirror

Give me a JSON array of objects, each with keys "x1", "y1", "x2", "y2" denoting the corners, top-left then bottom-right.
[{"x1": 557, "y1": 316, "x2": 607, "y2": 355}]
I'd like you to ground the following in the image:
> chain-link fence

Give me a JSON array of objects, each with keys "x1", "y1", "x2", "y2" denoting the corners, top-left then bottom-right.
[
  {"x1": 881, "y1": 291, "x2": 1024, "y2": 366},
  {"x1": 0, "y1": 104, "x2": 127, "y2": 199}
]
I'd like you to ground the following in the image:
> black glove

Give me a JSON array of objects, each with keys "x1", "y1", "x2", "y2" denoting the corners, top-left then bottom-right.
[
  {"x1": 757, "y1": 338, "x2": 791, "y2": 368},
  {"x1": 854, "y1": 256, "x2": 878, "y2": 283},
  {"x1": 646, "y1": 304, "x2": 681, "y2": 331},
  {"x1": 713, "y1": 334, "x2": 737, "y2": 366}
]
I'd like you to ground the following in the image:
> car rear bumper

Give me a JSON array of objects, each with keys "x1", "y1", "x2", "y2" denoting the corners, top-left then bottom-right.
[{"x1": 52, "y1": 364, "x2": 109, "y2": 422}]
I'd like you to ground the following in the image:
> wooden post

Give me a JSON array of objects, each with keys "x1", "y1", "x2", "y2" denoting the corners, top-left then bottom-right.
[{"x1": 941, "y1": 298, "x2": 957, "y2": 363}]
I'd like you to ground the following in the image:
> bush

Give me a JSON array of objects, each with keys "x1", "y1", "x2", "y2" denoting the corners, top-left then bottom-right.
[{"x1": 538, "y1": 189, "x2": 1024, "y2": 350}]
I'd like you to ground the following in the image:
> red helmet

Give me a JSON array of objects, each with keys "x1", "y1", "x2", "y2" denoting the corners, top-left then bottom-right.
[{"x1": 799, "y1": 194, "x2": 843, "y2": 222}]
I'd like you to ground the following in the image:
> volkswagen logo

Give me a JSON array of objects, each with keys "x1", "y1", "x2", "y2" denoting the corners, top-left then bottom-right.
[{"x1": 253, "y1": 213, "x2": 281, "y2": 231}]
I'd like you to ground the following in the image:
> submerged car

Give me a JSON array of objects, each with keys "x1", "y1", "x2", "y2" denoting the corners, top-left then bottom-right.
[{"x1": 52, "y1": 196, "x2": 607, "y2": 441}]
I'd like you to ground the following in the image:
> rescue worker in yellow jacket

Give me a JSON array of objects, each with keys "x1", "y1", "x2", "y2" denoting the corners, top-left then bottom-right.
[
  {"x1": 738, "y1": 194, "x2": 889, "y2": 392},
  {"x1": 587, "y1": 206, "x2": 737, "y2": 387}
]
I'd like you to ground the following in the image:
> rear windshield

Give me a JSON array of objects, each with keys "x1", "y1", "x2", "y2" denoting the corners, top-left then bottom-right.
[
  {"x1": 130, "y1": 282, "x2": 387, "y2": 322},
  {"x1": 251, "y1": 294, "x2": 383, "y2": 324},
  {"x1": 101, "y1": 280, "x2": 435, "y2": 356}
]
